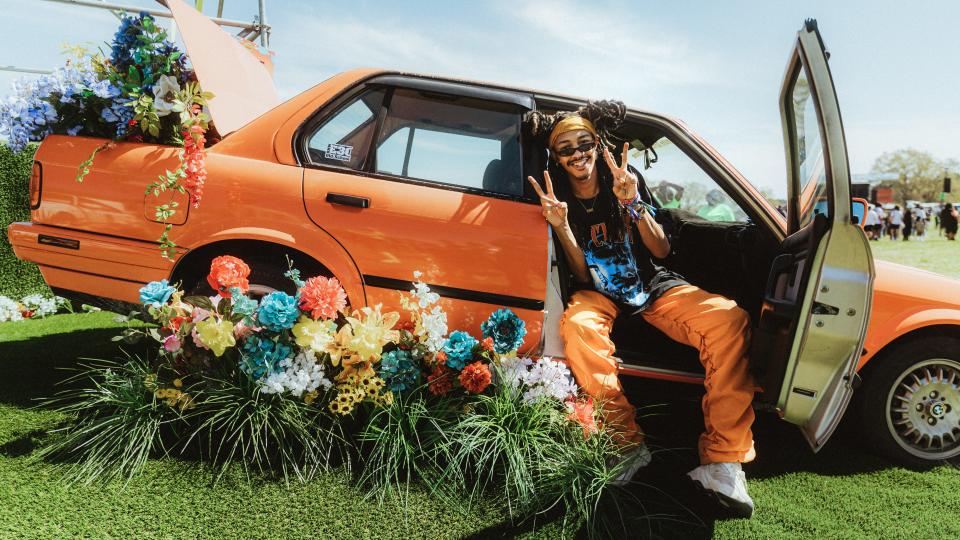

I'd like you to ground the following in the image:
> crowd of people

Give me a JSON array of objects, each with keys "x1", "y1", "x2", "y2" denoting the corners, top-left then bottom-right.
[{"x1": 863, "y1": 202, "x2": 959, "y2": 241}]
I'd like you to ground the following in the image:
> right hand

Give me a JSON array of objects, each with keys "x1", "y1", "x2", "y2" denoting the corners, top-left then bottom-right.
[{"x1": 527, "y1": 170, "x2": 569, "y2": 229}]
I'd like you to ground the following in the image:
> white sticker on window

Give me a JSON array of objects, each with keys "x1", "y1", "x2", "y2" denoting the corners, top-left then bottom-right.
[{"x1": 325, "y1": 143, "x2": 353, "y2": 162}]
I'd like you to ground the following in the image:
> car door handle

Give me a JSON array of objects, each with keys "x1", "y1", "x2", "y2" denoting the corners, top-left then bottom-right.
[{"x1": 326, "y1": 193, "x2": 370, "y2": 208}]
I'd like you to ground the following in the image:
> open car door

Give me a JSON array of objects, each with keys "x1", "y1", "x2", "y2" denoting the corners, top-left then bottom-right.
[{"x1": 754, "y1": 20, "x2": 875, "y2": 451}]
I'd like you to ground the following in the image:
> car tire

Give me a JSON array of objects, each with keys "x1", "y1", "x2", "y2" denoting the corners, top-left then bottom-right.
[{"x1": 857, "y1": 336, "x2": 960, "y2": 468}]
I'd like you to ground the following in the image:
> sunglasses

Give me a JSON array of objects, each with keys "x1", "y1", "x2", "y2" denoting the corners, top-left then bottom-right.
[{"x1": 553, "y1": 140, "x2": 597, "y2": 158}]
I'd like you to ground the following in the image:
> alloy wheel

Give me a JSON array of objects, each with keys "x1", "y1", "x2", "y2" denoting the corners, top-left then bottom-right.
[{"x1": 886, "y1": 358, "x2": 960, "y2": 460}]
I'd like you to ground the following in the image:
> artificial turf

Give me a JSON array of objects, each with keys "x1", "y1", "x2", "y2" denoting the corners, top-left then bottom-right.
[{"x1": 1, "y1": 234, "x2": 959, "y2": 539}]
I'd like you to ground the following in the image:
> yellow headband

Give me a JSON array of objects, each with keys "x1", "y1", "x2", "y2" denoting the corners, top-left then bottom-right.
[{"x1": 549, "y1": 116, "x2": 598, "y2": 148}]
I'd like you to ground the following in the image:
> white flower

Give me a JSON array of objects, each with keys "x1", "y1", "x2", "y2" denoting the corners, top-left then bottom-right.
[
  {"x1": 151, "y1": 75, "x2": 181, "y2": 117},
  {"x1": 495, "y1": 353, "x2": 532, "y2": 389},
  {"x1": 0, "y1": 296, "x2": 22, "y2": 322},
  {"x1": 418, "y1": 305, "x2": 448, "y2": 353},
  {"x1": 411, "y1": 280, "x2": 440, "y2": 309},
  {"x1": 523, "y1": 357, "x2": 578, "y2": 404},
  {"x1": 260, "y1": 350, "x2": 333, "y2": 397}
]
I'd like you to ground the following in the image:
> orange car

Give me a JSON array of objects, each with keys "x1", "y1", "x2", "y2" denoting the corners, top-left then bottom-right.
[{"x1": 8, "y1": 12, "x2": 960, "y2": 467}]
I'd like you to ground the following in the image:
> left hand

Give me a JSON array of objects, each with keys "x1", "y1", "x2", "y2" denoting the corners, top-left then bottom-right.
[{"x1": 603, "y1": 142, "x2": 639, "y2": 201}]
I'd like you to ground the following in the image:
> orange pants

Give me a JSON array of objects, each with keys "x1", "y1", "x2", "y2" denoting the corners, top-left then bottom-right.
[{"x1": 560, "y1": 285, "x2": 756, "y2": 464}]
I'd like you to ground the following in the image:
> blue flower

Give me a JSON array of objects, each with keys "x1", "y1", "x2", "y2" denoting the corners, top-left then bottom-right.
[
  {"x1": 239, "y1": 336, "x2": 291, "y2": 380},
  {"x1": 139, "y1": 279, "x2": 175, "y2": 307},
  {"x1": 91, "y1": 79, "x2": 121, "y2": 99},
  {"x1": 443, "y1": 331, "x2": 477, "y2": 371},
  {"x1": 378, "y1": 349, "x2": 420, "y2": 393},
  {"x1": 481, "y1": 309, "x2": 527, "y2": 354},
  {"x1": 229, "y1": 287, "x2": 259, "y2": 320},
  {"x1": 256, "y1": 291, "x2": 300, "y2": 332}
]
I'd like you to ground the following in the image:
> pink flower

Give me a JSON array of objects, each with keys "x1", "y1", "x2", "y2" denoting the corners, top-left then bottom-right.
[
  {"x1": 191, "y1": 325, "x2": 210, "y2": 351},
  {"x1": 298, "y1": 276, "x2": 347, "y2": 320},
  {"x1": 162, "y1": 334, "x2": 182, "y2": 353},
  {"x1": 192, "y1": 307, "x2": 210, "y2": 322},
  {"x1": 233, "y1": 322, "x2": 256, "y2": 339}
]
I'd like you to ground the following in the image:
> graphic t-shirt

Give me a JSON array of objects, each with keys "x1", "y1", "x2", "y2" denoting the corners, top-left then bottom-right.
[{"x1": 564, "y1": 168, "x2": 686, "y2": 312}]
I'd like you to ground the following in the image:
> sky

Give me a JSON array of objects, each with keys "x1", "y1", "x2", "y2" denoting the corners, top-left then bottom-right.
[{"x1": 3, "y1": 0, "x2": 959, "y2": 197}]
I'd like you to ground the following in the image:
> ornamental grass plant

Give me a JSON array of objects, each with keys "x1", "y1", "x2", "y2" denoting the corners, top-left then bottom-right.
[{"x1": 37, "y1": 353, "x2": 182, "y2": 484}]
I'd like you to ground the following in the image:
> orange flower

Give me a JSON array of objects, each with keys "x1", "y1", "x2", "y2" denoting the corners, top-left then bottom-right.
[
  {"x1": 427, "y1": 364, "x2": 454, "y2": 396},
  {"x1": 480, "y1": 337, "x2": 494, "y2": 352},
  {"x1": 565, "y1": 396, "x2": 599, "y2": 438},
  {"x1": 298, "y1": 276, "x2": 347, "y2": 320},
  {"x1": 459, "y1": 361, "x2": 492, "y2": 394},
  {"x1": 206, "y1": 256, "x2": 250, "y2": 297}
]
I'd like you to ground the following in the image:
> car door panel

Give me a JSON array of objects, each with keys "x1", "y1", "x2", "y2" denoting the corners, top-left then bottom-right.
[{"x1": 303, "y1": 168, "x2": 548, "y2": 351}]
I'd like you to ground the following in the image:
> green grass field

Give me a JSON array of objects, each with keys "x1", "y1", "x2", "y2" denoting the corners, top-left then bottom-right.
[{"x1": 1, "y1": 234, "x2": 958, "y2": 539}]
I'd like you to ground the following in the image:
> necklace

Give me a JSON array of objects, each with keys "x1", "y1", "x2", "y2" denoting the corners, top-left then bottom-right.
[{"x1": 576, "y1": 194, "x2": 599, "y2": 213}]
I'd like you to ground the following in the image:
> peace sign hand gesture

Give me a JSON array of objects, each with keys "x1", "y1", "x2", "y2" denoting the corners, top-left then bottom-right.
[
  {"x1": 604, "y1": 142, "x2": 639, "y2": 201},
  {"x1": 527, "y1": 170, "x2": 569, "y2": 229}
]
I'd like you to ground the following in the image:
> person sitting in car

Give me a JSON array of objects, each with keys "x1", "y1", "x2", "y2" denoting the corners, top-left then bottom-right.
[{"x1": 524, "y1": 101, "x2": 757, "y2": 518}]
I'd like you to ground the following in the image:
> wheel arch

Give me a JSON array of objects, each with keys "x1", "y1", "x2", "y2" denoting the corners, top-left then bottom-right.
[
  {"x1": 169, "y1": 235, "x2": 365, "y2": 306},
  {"x1": 858, "y1": 323, "x2": 960, "y2": 375}
]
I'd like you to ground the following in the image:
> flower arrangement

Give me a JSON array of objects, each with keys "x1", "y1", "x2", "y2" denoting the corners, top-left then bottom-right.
[
  {"x1": 0, "y1": 12, "x2": 214, "y2": 258},
  {"x1": 40, "y1": 257, "x2": 634, "y2": 534},
  {"x1": 0, "y1": 294, "x2": 69, "y2": 322}
]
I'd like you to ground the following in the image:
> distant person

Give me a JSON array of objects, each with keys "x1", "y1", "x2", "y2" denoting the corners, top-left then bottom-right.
[
  {"x1": 697, "y1": 189, "x2": 736, "y2": 221},
  {"x1": 888, "y1": 205, "x2": 903, "y2": 240},
  {"x1": 943, "y1": 204, "x2": 959, "y2": 241},
  {"x1": 902, "y1": 207, "x2": 913, "y2": 241},
  {"x1": 914, "y1": 204, "x2": 927, "y2": 241},
  {"x1": 864, "y1": 204, "x2": 880, "y2": 241},
  {"x1": 653, "y1": 181, "x2": 684, "y2": 209}
]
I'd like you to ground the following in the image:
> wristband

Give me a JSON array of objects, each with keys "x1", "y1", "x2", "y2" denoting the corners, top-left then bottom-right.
[{"x1": 619, "y1": 195, "x2": 646, "y2": 221}]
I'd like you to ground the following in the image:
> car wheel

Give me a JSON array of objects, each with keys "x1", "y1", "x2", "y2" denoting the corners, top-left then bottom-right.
[{"x1": 858, "y1": 336, "x2": 960, "y2": 467}]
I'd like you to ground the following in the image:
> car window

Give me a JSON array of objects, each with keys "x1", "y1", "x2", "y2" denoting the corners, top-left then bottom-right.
[
  {"x1": 306, "y1": 89, "x2": 385, "y2": 170},
  {"x1": 374, "y1": 89, "x2": 523, "y2": 196},
  {"x1": 790, "y1": 67, "x2": 829, "y2": 228},
  {"x1": 640, "y1": 137, "x2": 749, "y2": 223}
]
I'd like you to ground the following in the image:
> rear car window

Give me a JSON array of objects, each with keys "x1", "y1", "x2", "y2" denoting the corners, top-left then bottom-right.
[
  {"x1": 306, "y1": 89, "x2": 385, "y2": 170},
  {"x1": 374, "y1": 89, "x2": 523, "y2": 196}
]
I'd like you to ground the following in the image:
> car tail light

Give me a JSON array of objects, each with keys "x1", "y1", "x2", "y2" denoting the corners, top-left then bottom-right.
[{"x1": 29, "y1": 161, "x2": 42, "y2": 209}]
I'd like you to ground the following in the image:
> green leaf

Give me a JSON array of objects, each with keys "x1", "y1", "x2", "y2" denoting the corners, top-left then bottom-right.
[{"x1": 184, "y1": 295, "x2": 215, "y2": 311}]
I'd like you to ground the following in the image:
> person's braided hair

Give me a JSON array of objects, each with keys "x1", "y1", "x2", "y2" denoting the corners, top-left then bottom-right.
[{"x1": 523, "y1": 100, "x2": 635, "y2": 246}]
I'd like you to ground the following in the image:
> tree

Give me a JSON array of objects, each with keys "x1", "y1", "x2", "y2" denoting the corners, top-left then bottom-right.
[{"x1": 871, "y1": 148, "x2": 958, "y2": 203}]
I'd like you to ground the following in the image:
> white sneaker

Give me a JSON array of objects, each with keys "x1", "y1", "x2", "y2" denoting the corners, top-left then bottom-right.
[
  {"x1": 609, "y1": 444, "x2": 652, "y2": 486},
  {"x1": 687, "y1": 462, "x2": 754, "y2": 518}
]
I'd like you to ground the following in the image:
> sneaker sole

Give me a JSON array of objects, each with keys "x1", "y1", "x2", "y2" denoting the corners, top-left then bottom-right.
[{"x1": 689, "y1": 478, "x2": 754, "y2": 519}]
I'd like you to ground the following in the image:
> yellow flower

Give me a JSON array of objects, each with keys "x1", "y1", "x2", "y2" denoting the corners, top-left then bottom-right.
[
  {"x1": 292, "y1": 316, "x2": 341, "y2": 362},
  {"x1": 378, "y1": 391, "x2": 394, "y2": 407},
  {"x1": 172, "y1": 378, "x2": 183, "y2": 388},
  {"x1": 195, "y1": 318, "x2": 236, "y2": 357},
  {"x1": 304, "y1": 390, "x2": 319, "y2": 405},
  {"x1": 341, "y1": 304, "x2": 400, "y2": 362}
]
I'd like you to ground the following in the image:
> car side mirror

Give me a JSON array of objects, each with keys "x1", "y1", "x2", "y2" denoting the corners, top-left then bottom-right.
[{"x1": 851, "y1": 198, "x2": 868, "y2": 228}]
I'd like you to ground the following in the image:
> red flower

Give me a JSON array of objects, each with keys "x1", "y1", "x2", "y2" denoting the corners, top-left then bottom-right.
[
  {"x1": 206, "y1": 256, "x2": 250, "y2": 297},
  {"x1": 396, "y1": 320, "x2": 416, "y2": 332},
  {"x1": 427, "y1": 364, "x2": 454, "y2": 396},
  {"x1": 459, "y1": 361, "x2": 492, "y2": 394},
  {"x1": 168, "y1": 315, "x2": 189, "y2": 332},
  {"x1": 297, "y1": 276, "x2": 347, "y2": 320},
  {"x1": 20, "y1": 309, "x2": 34, "y2": 319},
  {"x1": 480, "y1": 337, "x2": 494, "y2": 352},
  {"x1": 565, "y1": 396, "x2": 599, "y2": 438},
  {"x1": 181, "y1": 125, "x2": 207, "y2": 208}
]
